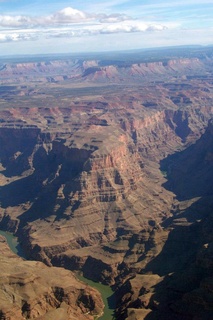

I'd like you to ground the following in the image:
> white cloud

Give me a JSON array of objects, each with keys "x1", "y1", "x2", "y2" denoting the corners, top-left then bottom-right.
[
  {"x1": 99, "y1": 14, "x2": 131, "y2": 23},
  {"x1": 0, "y1": 7, "x2": 131, "y2": 28},
  {"x1": 0, "y1": 15, "x2": 33, "y2": 27},
  {"x1": 0, "y1": 6, "x2": 172, "y2": 43},
  {"x1": 0, "y1": 32, "x2": 38, "y2": 42},
  {"x1": 45, "y1": 20, "x2": 168, "y2": 39},
  {"x1": 49, "y1": 7, "x2": 89, "y2": 23},
  {"x1": 99, "y1": 21, "x2": 167, "y2": 34},
  {"x1": 0, "y1": 2, "x2": 212, "y2": 55},
  {"x1": 0, "y1": 19, "x2": 169, "y2": 43}
]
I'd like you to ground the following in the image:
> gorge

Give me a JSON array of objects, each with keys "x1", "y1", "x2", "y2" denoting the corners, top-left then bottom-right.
[
  {"x1": 0, "y1": 46, "x2": 213, "y2": 319},
  {"x1": 0, "y1": 230, "x2": 115, "y2": 320}
]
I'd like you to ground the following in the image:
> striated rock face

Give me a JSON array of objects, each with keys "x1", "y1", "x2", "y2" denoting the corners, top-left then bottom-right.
[
  {"x1": 0, "y1": 106, "x2": 176, "y2": 274},
  {"x1": 0, "y1": 49, "x2": 213, "y2": 318},
  {"x1": 161, "y1": 119, "x2": 213, "y2": 200},
  {"x1": 116, "y1": 120, "x2": 213, "y2": 319},
  {"x1": 0, "y1": 55, "x2": 207, "y2": 84},
  {"x1": 0, "y1": 235, "x2": 104, "y2": 320},
  {"x1": 0, "y1": 69, "x2": 212, "y2": 285}
]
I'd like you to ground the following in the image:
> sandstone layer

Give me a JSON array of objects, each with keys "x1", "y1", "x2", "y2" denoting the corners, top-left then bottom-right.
[
  {"x1": 0, "y1": 235, "x2": 104, "y2": 320},
  {"x1": 116, "y1": 121, "x2": 213, "y2": 319},
  {"x1": 0, "y1": 47, "x2": 213, "y2": 319}
]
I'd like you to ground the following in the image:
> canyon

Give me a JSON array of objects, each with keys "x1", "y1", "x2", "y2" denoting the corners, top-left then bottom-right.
[
  {"x1": 0, "y1": 46, "x2": 213, "y2": 319},
  {"x1": 0, "y1": 233, "x2": 104, "y2": 320}
]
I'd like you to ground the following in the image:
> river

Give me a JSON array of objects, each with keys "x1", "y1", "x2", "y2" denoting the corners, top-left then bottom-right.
[
  {"x1": 0, "y1": 230, "x2": 26, "y2": 258},
  {"x1": 78, "y1": 274, "x2": 116, "y2": 320},
  {"x1": 0, "y1": 230, "x2": 116, "y2": 320}
]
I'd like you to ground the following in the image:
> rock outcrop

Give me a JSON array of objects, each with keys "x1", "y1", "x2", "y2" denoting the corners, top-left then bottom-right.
[
  {"x1": 0, "y1": 235, "x2": 104, "y2": 319},
  {"x1": 115, "y1": 121, "x2": 213, "y2": 319},
  {"x1": 0, "y1": 52, "x2": 210, "y2": 84}
]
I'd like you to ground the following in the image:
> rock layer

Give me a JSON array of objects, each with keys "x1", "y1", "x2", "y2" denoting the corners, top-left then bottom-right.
[
  {"x1": 0, "y1": 236, "x2": 104, "y2": 320},
  {"x1": 0, "y1": 48, "x2": 213, "y2": 319},
  {"x1": 116, "y1": 121, "x2": 213, "y2": 319}
]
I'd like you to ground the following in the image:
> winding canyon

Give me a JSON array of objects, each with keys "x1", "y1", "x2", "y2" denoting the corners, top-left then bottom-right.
[{"x1": 0, "y1": 46, "x2": 213, "y2": 319}]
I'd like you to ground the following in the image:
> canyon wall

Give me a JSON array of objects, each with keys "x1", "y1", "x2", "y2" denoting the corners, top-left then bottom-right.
[
  {"x1": 0, "y1": 235, "x2": 104, "y2": 320},
  {"x1": 117, "y1": 120, "x2": 213, "y2": 320},
  {"x1": 0, "y1": 49, "x2": 213, "y2": 319},
  {"x1": 0, "y1": 55, "x2": 211, "y2": 84},
  {"x1": 0, "y1": 90, "x2": 212, "y2": 284}
]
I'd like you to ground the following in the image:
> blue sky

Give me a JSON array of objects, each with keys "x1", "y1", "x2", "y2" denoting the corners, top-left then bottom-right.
[{"x1": 0, "y1": 0, "x2": 213, "y2": 55}]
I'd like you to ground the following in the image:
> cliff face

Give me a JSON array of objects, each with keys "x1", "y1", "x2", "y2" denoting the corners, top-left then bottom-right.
[
  {"x1": 161, "y1": 119, "x2": 213, "y2": 200},
  {"x1": 116, "y1": 121, "x2": 213, "y2": 319},
  {"x1": 0, "y1": 91, "x2": 212, "y2": 284},
  {"x1": 0, "y1": 236, "x2": 104, "y2": 320},
  {"x1": 0, "y1": 59, "x2": 83, "y2": 83},
  {"x1": 0, "y1": 51, "x2": 213, "y2": 318},
  {"x1": 0, "y1": 56, "x2": 208, "y2": 84}
]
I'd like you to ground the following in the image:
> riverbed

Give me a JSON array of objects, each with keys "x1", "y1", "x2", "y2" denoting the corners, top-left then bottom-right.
[
  {"x1": 78, "y1": 274, "x2": 116, "y2": 320},
  {"x1": 0, "y1": 230, "x2": 26, "y2": 258},
  {"x1": 0, "y1": 230, "x2": 116, "y2": 320}
]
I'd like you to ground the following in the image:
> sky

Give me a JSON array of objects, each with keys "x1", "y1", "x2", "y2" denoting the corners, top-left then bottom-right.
[{"x1": 0, "y1": 0, "x2": 213, "y2": 56}]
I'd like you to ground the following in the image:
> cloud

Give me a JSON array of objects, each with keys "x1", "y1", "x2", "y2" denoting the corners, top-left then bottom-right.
[
  {"x1": 0, "y1": 19, "x2": 169, "y2": 43},
  {"x1": 49, "y1": 7, "x2": 89, "y2": 23},
  {"x1": 0, "y1": 2, "x2": 212, "y2": 55},
  {"x1": 0, "y1": 8, "x2": 89, "y2": 28},
  {"x1": 99, "y1": 21, "x2": 167, "y2": 34},
  {"x1": 45, "y1": 20, "x2": 168, "y2": 39},
  {"x1": 0, "y1": 6, "x2": 174, "y2": 43},
  {"x1": 0, "y1": 15, "x2": 33, "y2": 27},
  {"x1": 0, "y1": 32, "x2": 38, "y2": 42},
  {"x1": 98, "y1": 13, "x2": 131, "y2": 23},
  {"x1": 0, "y1": 7, "x2": 131, "y2": 28}
]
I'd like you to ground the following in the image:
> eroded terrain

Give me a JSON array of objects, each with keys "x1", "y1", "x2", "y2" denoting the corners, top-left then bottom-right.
[{"x1": 0, "y1": 46, "x2": 213, "y2": 319}]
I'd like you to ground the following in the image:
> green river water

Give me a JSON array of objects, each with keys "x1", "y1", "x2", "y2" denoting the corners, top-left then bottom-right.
[
  {"x1": 0, "y1": 230, "x2": 116, "y2": 320},
  {"x1": 78, "y1": 275, "x2": 116, "y2": 320},
  {"x1": 0, "y1": 230, "x2": 26, "y2": 258}
]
